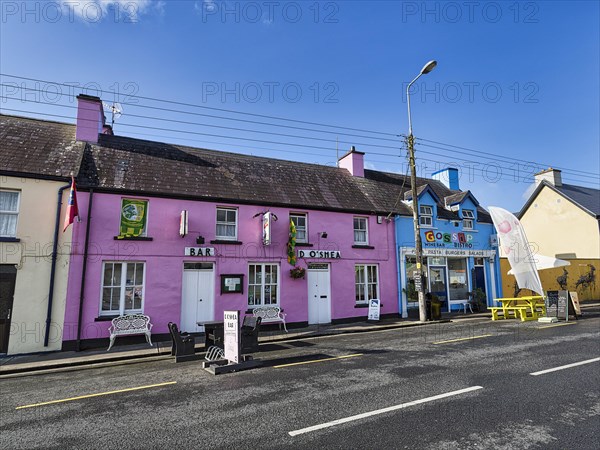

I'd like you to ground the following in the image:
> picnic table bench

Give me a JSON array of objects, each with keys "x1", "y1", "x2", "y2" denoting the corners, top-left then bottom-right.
[{"x1": 488, "y1": 296, "x2": 545, "y2": 322}]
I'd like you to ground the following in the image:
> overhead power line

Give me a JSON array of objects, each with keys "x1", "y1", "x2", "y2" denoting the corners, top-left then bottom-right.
[
  {"x1": 1, "y1": 77, "x2": 598, "y2": 180},
  {"x1": 4, "y1": 106, "x2": 597, "y2": 188}
]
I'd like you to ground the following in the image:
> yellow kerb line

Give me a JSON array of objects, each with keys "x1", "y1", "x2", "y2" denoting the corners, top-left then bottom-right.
[
  {"x1": 537, "y1": 322, "x2": 577, "y2": 329},
  {"x1": 433, "y1": 334, "x2": 492, "y2": 345},
  {"x1": 273, "y1": 354, "x2": 363, "y2": 368},
  {"x1": 16, "y1": 381, "x2": 177, "y2": 410}
]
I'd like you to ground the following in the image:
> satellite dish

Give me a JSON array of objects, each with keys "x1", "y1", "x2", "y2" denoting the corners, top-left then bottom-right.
[{"x1": 102, "y1": 101, "x2": 124, "y2": 127}]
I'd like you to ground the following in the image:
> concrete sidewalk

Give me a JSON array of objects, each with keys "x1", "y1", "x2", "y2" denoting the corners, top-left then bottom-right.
[
  {"x1": 3, "y1": 302, "x2": 597, "y2": 378},
  {"x1": 0, "y1": 313, "x2": 470, "y2": 377}
]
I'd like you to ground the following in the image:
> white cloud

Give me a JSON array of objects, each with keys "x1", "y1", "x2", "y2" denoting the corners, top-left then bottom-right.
[{"x1": 59, "y1": 0, "x2": 161, "y2": 23}]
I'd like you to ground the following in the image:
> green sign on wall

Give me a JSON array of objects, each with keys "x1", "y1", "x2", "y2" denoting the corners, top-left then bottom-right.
[{"x1": 118, "y1": 199, "x2": 148, "y2": 238}]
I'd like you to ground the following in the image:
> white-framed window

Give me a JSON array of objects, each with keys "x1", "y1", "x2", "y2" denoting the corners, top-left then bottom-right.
[
  {"x1": 248, "y1": 263, "x2": 279, "y2": 306},
  {"x1": 462, "y1": 209, "x2": 475, "y2": 230},
  {"x1": 216, "y1": 207, "x2": 238, "y2": 240},
  {"x1": 353, "y1": 217, "x2": 368, "y2": 245},
  {"x1": 101, "y1": 262, "x2": 145, "y2": 315},
  {"x1": 355, "y1": 264, "x2": 379, "y2": 304},
  {"x1": 419, "y1": 205, "x2": 433, "y2": 227},
  {"x1": 290, "y1": 213, "x2": 307, "y2": 243},
  {"x1": 0, "y1": 190, "x2": 20, "y2": 237}
]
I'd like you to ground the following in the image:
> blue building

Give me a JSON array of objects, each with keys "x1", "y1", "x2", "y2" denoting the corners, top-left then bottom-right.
[{"x1": 395, "y1": 168, "x2": 503, "y2": 316}]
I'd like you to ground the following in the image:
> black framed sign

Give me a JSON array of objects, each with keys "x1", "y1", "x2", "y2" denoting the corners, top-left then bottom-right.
[{"x1": 220, "y1": 274, "x2": 244, "y2": 294}]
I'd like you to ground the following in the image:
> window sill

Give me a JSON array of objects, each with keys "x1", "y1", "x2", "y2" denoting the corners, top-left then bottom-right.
[
  {"x1": 211, "y1": 240, "x2": 243, "y2": 245},
  {"x1": 295, "y1": 242, "x2": 313, "y2": 247},
  {"x1": 95, "y1": 316, "x2": 117, "y2": 321},
  {"x1": 354, "y1": 303, "x2": 383, "y2": 308},
  {"x1": 114, "y1": 236, "x2": 153, "y2": 241},
  {"x1": 352, "y1": 245, "x2": 375, "y2": 249},
  {"x1": 0, "y1": 237, "x2": 20, "y2": 242}
]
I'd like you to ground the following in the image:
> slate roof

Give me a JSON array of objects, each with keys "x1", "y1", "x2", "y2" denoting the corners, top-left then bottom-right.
[
  {"x1": 520, "y1": 180, "x2": 600, "y2": 219},
  {"x1": 1, "y1": 114, "x2": 493, "y2": 223},
  {"x1": 0, "y1": 114, "x2": 83, "y2": 179},
  {"x1": 556, "y1": 183, "x2": 600, "y2": 217}
]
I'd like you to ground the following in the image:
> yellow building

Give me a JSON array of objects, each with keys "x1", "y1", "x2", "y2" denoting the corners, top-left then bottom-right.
[
  {"x1": 0, "y1": 115, "x2": 83, "y2": 355},
  {"x1": 500, "y1": 168, "x2": 599, "y2": 301}
]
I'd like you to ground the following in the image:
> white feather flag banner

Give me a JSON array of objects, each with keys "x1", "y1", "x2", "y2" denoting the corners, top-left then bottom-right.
[{"x1": 488, "y1": 206, "x2": 544, "y2": 296}]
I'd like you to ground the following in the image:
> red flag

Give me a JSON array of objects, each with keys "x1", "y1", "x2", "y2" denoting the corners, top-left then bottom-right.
[{"x1": 63, "y1": 177, "x2": 79, "y2": 232}]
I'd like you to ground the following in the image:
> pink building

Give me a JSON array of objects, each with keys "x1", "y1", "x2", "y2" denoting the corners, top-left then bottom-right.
[{"x1": 62, "y1": 96, "x2": 404, "y2": 349}]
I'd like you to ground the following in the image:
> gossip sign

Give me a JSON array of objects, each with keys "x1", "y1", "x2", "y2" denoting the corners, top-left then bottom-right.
[{"x1": 424, "y1": 230, "x2": 474, "y2": 248}]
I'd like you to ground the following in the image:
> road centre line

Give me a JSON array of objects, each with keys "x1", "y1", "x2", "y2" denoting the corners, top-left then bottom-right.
[
  {"x1": 530, "y1": 357, "x2": 600, "y2": 376},
  {"x1": 273, "y1": 354, "x2": 362, "y2": 368},
  {"x1": 288, "y1": 386, "x2": 483, "y2": 436},
  {"x1": 537, "y1": 322, "x2": 577, "y2": 329},
  {"x1": 16, "y1": 381, "x2": 177, "y2": 409},
  {"x1": 432, "y1": 334, "x2": 492, "y2": 344}
]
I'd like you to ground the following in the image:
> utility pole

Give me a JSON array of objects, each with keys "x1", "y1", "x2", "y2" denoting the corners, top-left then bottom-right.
[{"x1": 406, "y1": 60, "x2": 437, "y2": 323}]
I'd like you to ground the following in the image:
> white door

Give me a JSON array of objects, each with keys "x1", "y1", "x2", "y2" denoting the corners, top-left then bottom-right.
[
  {"x1": 181, "y1": 263, "x2": 214, "y2": 332},
  {"x1": 308, "y1": 264, "x2": 331, "y2": 324}
]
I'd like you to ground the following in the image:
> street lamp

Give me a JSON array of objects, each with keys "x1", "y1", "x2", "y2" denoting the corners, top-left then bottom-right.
[{"x1": 406, "y1": 59, "x2": 437, "y2": 323}]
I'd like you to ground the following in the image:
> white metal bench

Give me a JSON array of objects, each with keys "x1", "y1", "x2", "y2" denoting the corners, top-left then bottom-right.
[
  {"x1": 252, "y1": 306, "x2": 287, "y2": 332},
  {"x1": 107, "y1": 314, "x2": 153, "y2": 351}
]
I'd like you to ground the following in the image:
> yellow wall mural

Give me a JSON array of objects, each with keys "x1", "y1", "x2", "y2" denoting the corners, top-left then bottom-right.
[{"x1": 500, "y1": 258, "x2": 599, "y2": 301}]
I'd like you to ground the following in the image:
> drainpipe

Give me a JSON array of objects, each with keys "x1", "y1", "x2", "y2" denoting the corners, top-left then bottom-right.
[
  {"x1": 76, "y1": 188, "x2": 93, "y2": 352},
  {"x1": 44, "y1": 182, "x2": 71, "y2": 347}
]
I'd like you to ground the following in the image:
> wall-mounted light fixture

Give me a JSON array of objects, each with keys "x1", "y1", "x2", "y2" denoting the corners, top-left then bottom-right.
[
  {"x1": 319, "y1": 232, "x2": 328, "y2": 239},
  {"x1": 196, "y1": 236, "x2": 205, "y2": 245},
  {"x1": 179, "y1": 210, "x2": 189, "y2": 238}
]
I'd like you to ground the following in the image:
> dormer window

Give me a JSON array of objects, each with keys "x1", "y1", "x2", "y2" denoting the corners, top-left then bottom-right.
[
  {"x1": 462, "y1": 209, "x2": 475, "y2": 230},
  {"x1": 419, "y1": 205, "x2": 433, "y2": 227}
]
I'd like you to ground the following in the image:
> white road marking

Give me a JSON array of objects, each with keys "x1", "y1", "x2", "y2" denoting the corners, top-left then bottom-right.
[
  {"x1": 288, "y1": 386, "x2": 483, "y2": 436},
  {"x1": 530, "y1": 357, "x2": 600, "y2": 376}
]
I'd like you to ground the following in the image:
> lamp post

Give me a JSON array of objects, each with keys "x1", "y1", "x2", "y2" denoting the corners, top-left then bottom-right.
[{"x1": 406, "y1": 60, "x2": 437, "y2": 323}]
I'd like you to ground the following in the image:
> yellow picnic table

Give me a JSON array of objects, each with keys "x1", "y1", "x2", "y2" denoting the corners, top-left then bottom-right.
[{"x1": 488, "y1": 296, "x2": 546, "y2": 321}]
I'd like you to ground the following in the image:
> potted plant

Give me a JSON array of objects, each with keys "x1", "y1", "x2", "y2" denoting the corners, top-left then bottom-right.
[{"x1": 290, "y1": 267, "x2": 306, "y2": 279}]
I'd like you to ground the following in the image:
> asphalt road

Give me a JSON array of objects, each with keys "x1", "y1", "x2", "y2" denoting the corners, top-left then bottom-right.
[{"x1": 1, "y1": 315, "x2": 599, "y2": 449}]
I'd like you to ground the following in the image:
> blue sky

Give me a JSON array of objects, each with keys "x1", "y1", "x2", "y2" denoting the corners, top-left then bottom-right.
[{"x1": 1, "y1": 0, "x2": 598, "y2": 212}]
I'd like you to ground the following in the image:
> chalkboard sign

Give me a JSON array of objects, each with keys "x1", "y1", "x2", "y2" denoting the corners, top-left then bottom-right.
[
  {"x1": 546, "y1": 290, "x2": 577, "y2": 320},
  {"x1": 546, "y1": 291, "x2": 559, "y2": 317},
  {"x1": 569, "y1": 292, "x2": 582, "y2": 315},
  {"x1": 557, "y1": 290, "x2": 568, "y2": 319}
]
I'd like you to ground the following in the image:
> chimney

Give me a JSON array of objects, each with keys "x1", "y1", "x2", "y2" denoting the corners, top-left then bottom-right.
[
  {"x1": 338, "y1": 146, "x2": 365, "y2": 177},
  {"x1": 76, "y1": 94, "x2": 106, "y2": 143},
  {"x1": 534, "y1": 168, "x2": 562, "y2": 187},
  {"x1": 432, "y1": 167, "x2": 459, "y2": 190}
]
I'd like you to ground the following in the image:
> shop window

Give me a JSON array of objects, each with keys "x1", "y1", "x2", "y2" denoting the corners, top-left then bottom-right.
[
  {"x1": 462, "y1": 209, "x2": 475, "y2": 230},
  {"x1": 290, "y1": 213, "x2": 307, "y2": 243},
  {"x1": 216, "y1": 207, "x2": 238, "y2": 240},
  {"x1": 353, "y1": 217, "x2": 368, "y2": 244},
  {"x1": 101, "y1": 262, "x2": 145, "y2": 315},
  {"x1": 355, "y1": 264, "x2": 378, "y2": 304},
  {"x1": 0, "y1": 190, "x2": 20, "y2": 237},
  {"x1": 448, "y1": 258, "x2": 469, "y2": 301},
  {"x1": 419, "y1": 205, "x2": 433, "y2": 227},
  {"x1": 248, "y1": 263, "x2": 279, "y2": 306},
  {"x1": 404, "y1": 256, "x2": 422, "y2": 303}
]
